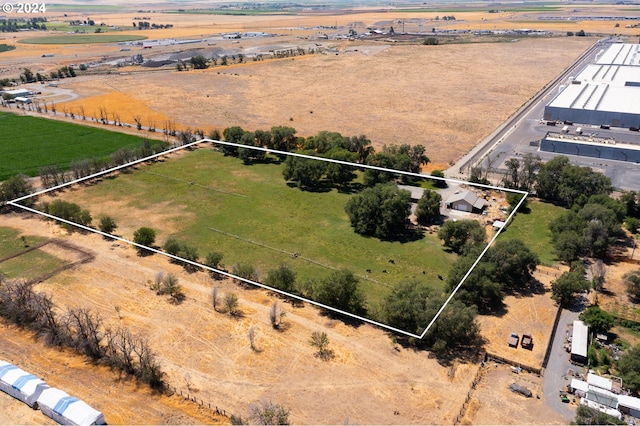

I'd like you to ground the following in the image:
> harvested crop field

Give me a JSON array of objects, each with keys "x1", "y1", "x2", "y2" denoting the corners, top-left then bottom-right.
[{"x1": 57, "y1": 37, "x2": 593, "y2": 166}]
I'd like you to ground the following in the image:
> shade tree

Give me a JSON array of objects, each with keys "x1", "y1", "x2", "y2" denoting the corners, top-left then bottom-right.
[
  {"x1": 344, "y1": 183, "x2": 411, "y2": 240},
  {"x1": 415, "y1": 190, "x2": 442, "y2": 226}
]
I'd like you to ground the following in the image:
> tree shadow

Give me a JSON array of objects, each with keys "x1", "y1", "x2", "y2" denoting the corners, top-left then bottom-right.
[
  {"x1": 284, "y1": 182, "x2": 331, "y2": 193},
  {"x1": 479, "y1": 303, "x2": 508, "y2": 317},
  {"x1": 336, "y1": 182, "x2": 365, "y2": 195},
  {"x1": 380, "y1": 227, "x2": 425, "y2": 243},
  {"x1": 319, "y1": 309, "x2": 366, "y2": 329}
]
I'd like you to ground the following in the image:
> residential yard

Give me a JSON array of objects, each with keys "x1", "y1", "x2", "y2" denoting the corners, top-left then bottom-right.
[{"x1": 498, "y1": 200, "x2": 565, "y2": 266}]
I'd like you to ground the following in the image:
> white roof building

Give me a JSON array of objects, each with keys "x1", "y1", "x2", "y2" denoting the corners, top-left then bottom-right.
[
  {"x1": 544, "y1": 43, "x2": 640, "y2": 128},
  {"x1": 587, "y1": 372, "x2": 613, "y2": 391},
  {"x1": 37, "y1": 387, "x2": 106, "y2": 426},
  {"x1": 571, "y1": 320, "x2": 589, "y2": 364},
  {"x1": 0, "y1": 361, "x2": 49, "y2": 408}
]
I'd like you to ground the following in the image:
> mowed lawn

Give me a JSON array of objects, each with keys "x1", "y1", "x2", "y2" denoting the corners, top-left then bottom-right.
[
  {"x1": 0, "y1": 112, "x2": 150, "y2": 180},
  {"x1": 497, "y1": 199, "x2": 564, "y2": 266},
  {"x1": 61, "y1": 148, "x2": 458, "y2": 308}
]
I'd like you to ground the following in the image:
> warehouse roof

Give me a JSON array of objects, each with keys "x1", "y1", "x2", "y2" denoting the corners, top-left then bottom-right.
[
  {"x1": 546, "y1": 43, "x2": 640, "y2": 116},
  {"x1": 596, "y1": 43, "x2": 640, "y2": 66}
]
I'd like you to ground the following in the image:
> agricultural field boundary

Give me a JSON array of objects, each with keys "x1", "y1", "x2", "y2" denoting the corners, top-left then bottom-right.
[{"x1": 7, "y1": 138, "x2": 528, "y2": 339}]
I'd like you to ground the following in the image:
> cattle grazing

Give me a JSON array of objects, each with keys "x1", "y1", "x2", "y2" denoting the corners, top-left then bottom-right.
[
  {"x1": 366, "y1": 269, "x2": 372, "y2": 273},
  {"x1": 438, "y1": 274, "x2": 443, "y2": 280},
  {"x1": 389, "y1": 259, "x2": 395, "y2": 264},
  {"x1": 382, "y1": 270, "x2": 387, "y2": 273}
]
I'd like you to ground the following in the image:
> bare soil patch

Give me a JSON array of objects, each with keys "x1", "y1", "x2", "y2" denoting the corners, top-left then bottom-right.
[
  {"x1": 477, "y1": 265, "x2": 567, "y2": 368},
  {"x1": 461, "y1": 364, "x2": 568, "y2": 425}
]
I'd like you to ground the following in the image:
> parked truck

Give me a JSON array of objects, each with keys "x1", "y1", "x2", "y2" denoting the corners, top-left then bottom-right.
[
  {"x1": 521, "y1": 333, "x2": 533, "y2": 349},
  {"x1": 508, "y1": 332, "x2": 519, "y2": 347}
]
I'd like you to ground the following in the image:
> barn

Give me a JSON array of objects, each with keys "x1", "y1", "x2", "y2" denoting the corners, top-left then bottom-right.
[
  {"x1": 445, "y1": 190, "x2": 485, "y2": 213},
  {"x1": 544, "y1": 43, "x2": 640, "y2": 128},
  {"x1": 0, "y1": 362, "x2": 49, "y2": 408},
  {"x1": 570, "y1": 320, "x2": 589, "y2": 365},
  {"x1": 37, "y1": 387, "x2": 106, "y2": 425}
]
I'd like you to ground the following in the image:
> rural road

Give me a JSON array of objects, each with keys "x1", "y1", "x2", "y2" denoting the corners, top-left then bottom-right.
[{"x1": 542, "y1": 294, "x2": 588, "y2": 420}]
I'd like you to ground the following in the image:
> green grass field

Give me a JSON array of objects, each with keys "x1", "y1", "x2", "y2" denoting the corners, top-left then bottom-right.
[
  {"x1": 61, "y1": 148, "x2": 457, "y2": 309},
  {"x1": 0, "y1": 112, "x2": 152, "y2": 180},
  {"x1": 497, "y1": 199, "x2": 564, "y2": 265},
  {"x1": 19, "y1": 35, "x2": 146, "y2": 45},
  {"x1": 0, "y1": 44, "x2": 16, "y2": 53},
  {"x1": 0, "y1": 249, "x2": 66, "y2": 281},
  {"x1": 0, "y1": 227, "x2": 47, "y2": 260}
]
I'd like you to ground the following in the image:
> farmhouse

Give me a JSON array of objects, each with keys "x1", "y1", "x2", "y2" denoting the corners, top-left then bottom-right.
[
  {"x1": 544, "y1": 43, "x2": 640, "y2": 128},
  {"x1": 445, "y1": 190, "x2": 485, "y2": 213},
  {"x1": 570, "y1": 320, "x2": 589, "y2": 365}
]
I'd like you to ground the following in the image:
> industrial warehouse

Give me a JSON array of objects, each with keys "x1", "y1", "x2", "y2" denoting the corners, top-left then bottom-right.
[
  {"x1": 540, "y1": 132, "x2": 640, "y2": 163},
  {"x1": 544, "y1": 43, "x2": 640, "y2": 128}
]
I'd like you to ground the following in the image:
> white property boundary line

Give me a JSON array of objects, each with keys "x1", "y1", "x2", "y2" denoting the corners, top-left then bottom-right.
[{"x1": 7, "y1": 138, "x2": 528, "y2": 339}]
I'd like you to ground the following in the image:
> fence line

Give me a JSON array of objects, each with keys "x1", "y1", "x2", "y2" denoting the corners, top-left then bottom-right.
[
  {"x1": 172, "y1": 387, "x2": 229, "y2": 419},
  {"x1": 453, "y1": 361, "x2": 486, "y2": 425},
  {"x1": 0, "y1": 240, "x2": 49, "y2": 263},
  {"x1": 542, "y1": 301, "x2": 564, "y2": 369},
  {"x1": 485, "y1": 352, "x2": 543, "y2": 376}
]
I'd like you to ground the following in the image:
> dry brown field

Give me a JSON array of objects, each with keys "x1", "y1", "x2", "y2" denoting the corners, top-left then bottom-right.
[
  {"x1": 2, "y1": 5, "x2": 617, "y2": 168},
  {"x1": 29, "y1": 36, "x2": 593, "y2": 171},
  {"x1": 1, "y1": 213, "x2": 478, "y2": 425}
]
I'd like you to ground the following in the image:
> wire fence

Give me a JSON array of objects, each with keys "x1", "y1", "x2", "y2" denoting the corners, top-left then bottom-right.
[
  {"x1": 170, "y1": 386, "x2": 229, "y2": 419},
  {"x1": 452, "y1": 362, "x2": 485, "y2": 425}
]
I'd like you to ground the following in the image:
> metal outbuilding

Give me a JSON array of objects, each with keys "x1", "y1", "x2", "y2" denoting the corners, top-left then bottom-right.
[
  {"x1": 571, "y1": 320, "x2": 589, "y2": 365},
  {"x1": 618, "y1": 395, "x2": 640, "y2": 418}
]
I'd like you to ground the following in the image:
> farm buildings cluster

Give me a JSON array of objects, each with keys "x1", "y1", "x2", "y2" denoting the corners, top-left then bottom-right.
[
  {"x1": 564, "y1": 320, "x2": 640, "y2": 421},
  {"x1": 0, "y1": 360, "x2": 105, "y2": 425},
  {"x1": 570, "y1": 372, "x2": 640, "y2": 420}
]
